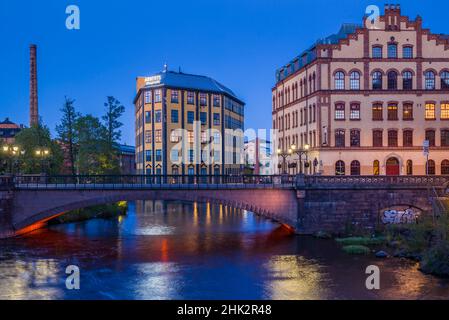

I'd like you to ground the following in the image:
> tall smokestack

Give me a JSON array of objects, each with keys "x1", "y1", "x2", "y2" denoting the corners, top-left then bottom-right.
[{"x1": 29, "y1": 44, "x2": 39, "y2": 127}]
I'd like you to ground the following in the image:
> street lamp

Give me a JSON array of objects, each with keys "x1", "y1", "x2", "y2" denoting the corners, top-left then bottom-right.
[
  {"x1": 2, "y1": 145, "x2": 23, "y2": 174},
  {"x1": 290, "y1": 143, "x2": 310, "y2": 175},
  {"x1": 36, "y1": 148, "x2": 50, "y2": 175},
  {"x1": 277, "y1": 148, "x2": 292, "y2": 175}
]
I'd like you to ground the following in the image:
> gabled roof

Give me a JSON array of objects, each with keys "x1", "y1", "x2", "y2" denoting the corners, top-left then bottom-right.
[
  {"x1": 0, "y1": 118, "x2": 20, "y2": 129},
  {"x1": 276, "y1": 23, "x2": 361, "y2": 82},
  {"x1": 139, "y1": 70, "x2": 244, "y2": 104}
]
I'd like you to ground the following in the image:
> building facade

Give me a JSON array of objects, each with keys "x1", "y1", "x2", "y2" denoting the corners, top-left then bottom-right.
[
  {"x1": 244, "y1": 139, "x2": 273, "y2": 175},
  {"x1": 0, "y1": 118, "x2": 22, "y2": 144},
  {"x1": 117, "y1": 144, "x2": 136, "y2": 175},
  {"x1": 134, "y1": 69, "x2": 245, "y2": 176},
  {"x1": 272, "y1": 4, "x2": 449, "y2": 176}
]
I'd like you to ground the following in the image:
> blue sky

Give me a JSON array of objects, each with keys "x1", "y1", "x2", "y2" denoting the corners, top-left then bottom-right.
[{"x1": 1, "y1": 0, "x2": 449, "y2": 145}]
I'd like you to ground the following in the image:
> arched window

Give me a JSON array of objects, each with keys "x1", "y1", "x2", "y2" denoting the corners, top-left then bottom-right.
[
  {"x1": 335, "y1": 72, "x2": 345, "y2": 90},
  {"x1": 372, "y1": 71, "x2": 383, "y2": 90},
  {"x1": 350, "y1": 160, "x2": 361, "y2": 176},
  {"x1": 336, "y1": 161, "x2": 345, "y2": 176},
  {"x1": 406, "y1": 160, "x2": 413, "y2": 176},
  {"x1": 350, "y1": 71, "x2": 360, "y2": 90},
  {"x1": 441, "y1": 71, "x2": 449, "y2": 89},
  {"x1": 402, "y1": 71, "x2": 413, "y2": 90},
  {"x1": 373, "y1": 160, "x2": 380, "y2": 176},
  {"x1": 442, "y1": 160, "x2": 449, "y2": 175},
  {"x1": 427, "y1": 160, "x2": 436, "y2": 175},
  {"x1": 387, "y1": 71, "x2": 398, "y2": 90},
  {"x1": 425, "y1": 71, "x2": 436, "y2": 90}
]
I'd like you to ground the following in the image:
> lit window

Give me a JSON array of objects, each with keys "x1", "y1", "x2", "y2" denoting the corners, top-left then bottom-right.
[
  {"x1": 403, "y1": 103, "x2": 413, "y2": 120},
  {"x1": 188, "y1": 131, "x2": 194, "y2": 144},
  {"x1": 425, "y1": 103, "x2": 436, "y2": 120},
  {"x1": 145, "y1": 130, "x2": 152, "y2": 143},
  {"x1": 155, "y1": 129, "x2": 162, "y2": 143},
  {"x1": 441, "y1": 104, "x2": 449, "y2": 120},
  {"x1": 388, "y1": 104, "x2": 398, "y2": 120},
  {"x1": 372, "y1": 103, "x2": 383, "y2": 121},
  {"x1": 170, "y1": 130, "x2": 180, "y2": 143}
]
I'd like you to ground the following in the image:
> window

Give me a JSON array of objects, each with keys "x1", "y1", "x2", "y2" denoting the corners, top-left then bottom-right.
[
  {"x1": 187, "y1": 111, "x2": 195, "y2": 124},
  {"x1": 426, "y1": 130, "x2": 436, "y2": 147},
  {"x1": 388, "y1": 130, "x2": 398, "y2": 147},
  {"x1": 427, "y1": 160, "x2": 436, "y2": 175},
  {"x1": 145, "y1": 150, "x2": 152, "y2": 162},
  {"x1": 372, "y1": 72, "x2": 383, "y2": 90},
  {"x1": 373, "y1": 130, "x2": 383, "y2": 147},
  {"x1": 441, "y1": 71, "x2": 449, "y2": 89},
  {"x1": 350, "y1": 71, "x2": 360, "y2": 90},
  {"x1": 350, "y1": 161, "x2": 361, "y2": 176},
  {"x1": 154, "y1": 89, "x2": 162, "y2": 103},
  {"x1": 334, "y1": 72, "x2": 345, "y2": 90},
  {"x1": 145, "y1": 111, "x2": 151, "y2": 123},
  {"x1": 387, "y1": 71, "x2": 398, "y2": 90},
  {"x1": 188, "y1": 150, "x2": 194, "y2": 163},
  {"x1": 372, "y1": 46, "x2": 382, "y2": 58},
  {"x1": 170, "y1": 130, "x2": 180, "y2": 143},
  {"x1": 145, "y1": 130, "x2": 152, "y2": 143},
  {"x1": 155, "y1": 110, "x2": 162, "y2": 123},
  {"x1": 425, "y1": 71, "x2": 436, "y2": 90},
  {"x1": 335, "y1": 161, "x2": 345, "y2": 176},
  {"x1": 442, "y1": 130, "x2": 449, "y2": 147},
  {"x1": 388, "y1": 44, "x2": 397, "y2": 58},
  {"x1": 213, "y1": 113, "x2": 220, "y2": 126},
  {"x1": 373, "y1": 160, "x2": 380, "y2": 176},
  {"x1": 200, "y1": 112, "x2": 207, "y2": 125},
  {"x1": 155, "y1": 129, "x2": 162, "y2": 143},
  {"x1": 403, "y1": 103, "x2": 413, "y2": 120},
  {"x1": 388, "y1": 104, "x2": 398, "y2": 120},
  {"x1": 406, "y1": 160, "x2": 413, "y2": 175},
  {"x1": 335, "y1": 129, "x2": 345, "y2": 147},
  {"x1": 403, "y1": 130, "x2": 413, "y2": 147},
  {"x1": 442, "y1": 160, "x2": 449, "y2": 175},
  {"x1": 171, "y1": 149, "x2": 179, "y2": 162},
  {"x1": 213, "y1": 95, "x2": 221, "y2": 107},
  {"x1": 350, "y1": 104, "x2": 360, "y2": 120},
  {"x1": 372, "y1": 103, "x2": 383, "y2": 121},
  {"x1": 335, "y1": 104, "x2": 345, "y2": 120},
  {"x1": 171, "y1": 110, "x2": 179, "y2": 123},
  {"x1": 200, "y1": 93, "x2": 207, "y2": 106},
  {"x1": 402, "y1": 71, "x2": 413, "y2": 90},
  {"x1": 425, "y1": 103, "x2": 436, "y2": 120},
  {"x1": 187, "y1": 91, "x2": 194, "y2": 104},
  {"x1": 403, "y1": 46, "x2": 413, "y2": 59},
  {"x1": 350, "y1": 130, "x2": 360, "y2": 147},
  {"x1": 144, "y1": 91, "x2": 152, "y2": 104},
  {"x1": 155, "y1": 149, "x2": 162, "y2": 162},
  {"x1": 188, "y1": 131, "x2": 194, "y2": 144},
  {"x1": 213, "y1": 132, "x2": 220, "y2": 145},
  {"x1": 441, "y1": 104, "x2": 449, "y2": 120},
  {"x1": 171, "y1": 90, "x2": 179, "y2": 103}
]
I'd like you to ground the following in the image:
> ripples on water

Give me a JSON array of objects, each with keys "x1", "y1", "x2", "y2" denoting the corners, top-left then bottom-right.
[{"x1": 0, "y1": 200, "x2": 448, "y2": 300}]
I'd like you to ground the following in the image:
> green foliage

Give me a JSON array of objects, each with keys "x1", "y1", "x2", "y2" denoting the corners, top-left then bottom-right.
[
  {"x1": 50, "y1": 202, "x2": 128, "y2": 224},
  {"x1": 336, "y1": 237, "x2": 386, "y2": 246},
  {"x1": 102, "y1": 96, "x2": 125, "y2": 147},
  {"x1": 56, "y1": 97, "x2": 80, "y2": 175},
  {"x1": 14, "y1": 125, "x2": 63, "y2": 175},
  {"x1": 420, "y1": 241, "x2": 449, "y2": 277},
  {"x1": 342, "y1": 245, "x2": 371, "y2": 255}
]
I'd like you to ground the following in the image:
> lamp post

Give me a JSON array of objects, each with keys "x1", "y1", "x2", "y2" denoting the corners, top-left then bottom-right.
[
  {"x1": 290, "y1": 144, "x2": 310, "y2": 175},
  {"x1": 2, "y1": 145, "x2": 22, "y2": 174},
  {"x1": 35, "y1": 148, "x2": 50, "y2": 175},
  {"x1": 277, "y1": 148, "x2": 292, "y2": 175}
]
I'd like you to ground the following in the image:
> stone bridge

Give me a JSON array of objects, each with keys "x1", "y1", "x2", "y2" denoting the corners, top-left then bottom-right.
[{"x1": 1, "y1": 175, "x2": 448, "y2": 239}]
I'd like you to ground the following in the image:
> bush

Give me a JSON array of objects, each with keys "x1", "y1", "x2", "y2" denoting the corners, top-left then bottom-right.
[
  {"x1": 336, "y1": 237, "x2": 386, "y2": 246},
  {"x1": 50, "y1": 202, "x2": 127, "y2": 224},
  {"x1": 420, "y1": 241, "x2": 449, "y2": 278},
  {"x1": 342, "y1": 245, "x2": 371, "y2": 255}
]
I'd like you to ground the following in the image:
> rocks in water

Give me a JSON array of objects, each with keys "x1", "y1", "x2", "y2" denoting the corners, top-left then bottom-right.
[{"x1": 375, "y1": 251, "x2": 389, "y2": 258}]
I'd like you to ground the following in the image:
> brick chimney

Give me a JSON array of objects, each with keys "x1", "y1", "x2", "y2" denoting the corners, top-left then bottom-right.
[
  {"x1": 384, "y1": 4, "x2": 401, "y2": 31},
  {"x1": 29, "y1": 44, "x2": 39, "y2": 127}
]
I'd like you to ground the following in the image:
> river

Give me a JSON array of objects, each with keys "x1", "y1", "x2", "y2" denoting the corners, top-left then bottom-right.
[{"x1": 0, "y1": 200, "x2": 448, "y2": 300}]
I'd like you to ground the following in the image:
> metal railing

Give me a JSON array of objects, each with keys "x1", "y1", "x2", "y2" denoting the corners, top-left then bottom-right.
[
  {"x1": 13, "y1": 174, "x2": 297, "y2": 190},
  {"x1": 0, "y1": 176, "x2": 14, "y2": 191}
]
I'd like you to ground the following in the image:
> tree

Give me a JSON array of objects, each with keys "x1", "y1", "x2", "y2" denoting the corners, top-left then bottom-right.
[
  {"x1": 56, "y1": 97, "x2": 80, "y2": 175},
  {"x1": 102, "y1": 96, "x2": 125, "y2": 148},
  {"x1": 14, "y1": 124, "x2": 63, "y2": 175}
]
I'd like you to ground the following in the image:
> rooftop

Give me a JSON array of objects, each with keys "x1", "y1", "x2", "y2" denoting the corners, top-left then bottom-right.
[
  {"x1": 276, "y1": 23, "x2": 361, "y2": 82},
  {"x1": 0, "y1": 118, "x2": 20, "y2": 129},
  {"x1": 139, "y1": 69, "x2": 244, "y2": 104}
]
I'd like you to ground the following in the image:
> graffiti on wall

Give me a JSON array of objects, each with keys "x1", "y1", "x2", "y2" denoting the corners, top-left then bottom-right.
[{"x1": 382, "y1": 208, "x2": 421, "y2": 225}]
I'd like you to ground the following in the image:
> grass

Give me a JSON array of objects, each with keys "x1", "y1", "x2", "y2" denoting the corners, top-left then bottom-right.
[
  {"x1": 342, "y1": 245, "x2": 371, "y2": 255},
  {"x1": 336, "y1": 237, "x2": 386, "y2": 246}
]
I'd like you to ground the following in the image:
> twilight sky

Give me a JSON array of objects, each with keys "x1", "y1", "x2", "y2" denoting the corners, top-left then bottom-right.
[{"x1": 1, "y1": 0, "x2": 448, "y2": 145}]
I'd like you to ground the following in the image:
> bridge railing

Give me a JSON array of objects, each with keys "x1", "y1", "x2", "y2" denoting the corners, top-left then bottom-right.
[
  {"x1": 0, "y1": 176, "x2": 14, "y2": 191},
  {"x1": 13, "y1": 174, "x2": 297, "y2": 189}
]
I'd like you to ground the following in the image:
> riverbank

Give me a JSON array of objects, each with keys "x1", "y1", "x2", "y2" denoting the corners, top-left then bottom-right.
[{"x1": 49, "y1": 201, "x2": 128, "y2": 224}]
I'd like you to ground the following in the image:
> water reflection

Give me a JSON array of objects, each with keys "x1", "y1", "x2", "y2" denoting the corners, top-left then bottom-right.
[{"x1": 0, "y1": 200, "x2": 448, "y2": 300}]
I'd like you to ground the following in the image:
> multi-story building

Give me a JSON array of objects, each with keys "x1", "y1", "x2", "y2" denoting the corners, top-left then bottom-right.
[
  {"x1": 244, "y1": 139, "x2": 273, "y2": 175},
  {"x1": 272, "y1": 4, "x2": 449, "y2": 176},
  {"x1": 0, "y1": 118, "x2": 22, "y2": 144},
  {"x1": 117, "y1": 144, "x2": 136, "y2": 175},
  {"x1": 134, "y1": 68, "x2": 245, "y2": 176}
]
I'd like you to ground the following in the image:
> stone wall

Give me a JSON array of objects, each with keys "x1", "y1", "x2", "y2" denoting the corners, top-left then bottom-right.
[{"x1": 0, "y1": 190, "x2": 14, "y2": 238}]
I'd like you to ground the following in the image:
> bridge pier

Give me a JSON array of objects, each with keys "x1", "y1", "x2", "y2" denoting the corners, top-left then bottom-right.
[{"x1": 0, "y1": 190, "x2": 14, "y2": 238}]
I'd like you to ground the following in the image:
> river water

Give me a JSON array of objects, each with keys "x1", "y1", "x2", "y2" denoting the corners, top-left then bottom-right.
[{"x1": 0, "y1": 200, "x2": 448, "y2": 300}]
